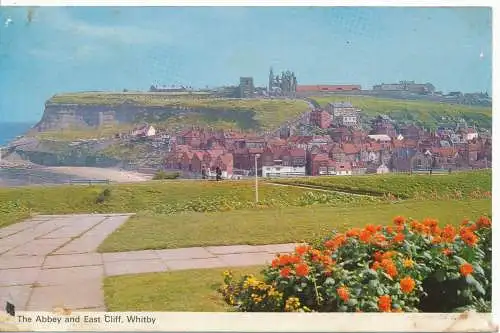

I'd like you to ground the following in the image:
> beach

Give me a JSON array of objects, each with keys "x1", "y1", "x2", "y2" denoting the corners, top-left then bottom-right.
[{"x1": 0, "y1": 165, "x2": 152, "y2": 187}]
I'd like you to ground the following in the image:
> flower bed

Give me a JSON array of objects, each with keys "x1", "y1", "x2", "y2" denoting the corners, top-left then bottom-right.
[{"x1": 220, "y1": 215, "x2": 492, "y2": 312}]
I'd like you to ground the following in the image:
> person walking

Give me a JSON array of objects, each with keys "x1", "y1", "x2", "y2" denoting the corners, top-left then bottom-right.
[
  {"x1": 201, "y1": 166, "x2": 207, "y2": 180},
  {"x1": 215, "y1": 166, "x2": 222, "y2": 181}
]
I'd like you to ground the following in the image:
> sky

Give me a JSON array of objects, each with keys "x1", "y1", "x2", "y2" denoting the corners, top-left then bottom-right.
[{"x1": 0, "y1": 6, "x2": 492, "y2": 123}]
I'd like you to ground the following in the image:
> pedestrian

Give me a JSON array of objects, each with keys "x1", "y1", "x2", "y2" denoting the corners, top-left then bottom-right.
[
  {"x1": 201, "y1": 166, "x2": 206, "y2": 180},
  {"x1": 216, "y1": 166, "x2": 222, "y2": 181},
  {"x1": 448, "y1": 168, "x2": 452, "y2": 174}
]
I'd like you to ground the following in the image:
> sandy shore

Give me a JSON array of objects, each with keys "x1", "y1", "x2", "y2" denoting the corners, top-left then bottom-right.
[{"x1": 43, "y1": 166, "x2": 153, "y2": 183}]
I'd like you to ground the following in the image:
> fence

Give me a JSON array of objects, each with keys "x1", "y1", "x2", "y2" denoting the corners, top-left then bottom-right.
[{"x1": 69, "y1": 179, "x2": 110, "y2": 185}]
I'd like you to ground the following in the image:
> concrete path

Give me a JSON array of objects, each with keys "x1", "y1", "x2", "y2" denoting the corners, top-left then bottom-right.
[{"x1": 0, "y1": 214, "x2": 295, "y2": 312}]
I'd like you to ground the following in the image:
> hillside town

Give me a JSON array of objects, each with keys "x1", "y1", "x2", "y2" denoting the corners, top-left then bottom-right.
[{"x1": 125, "y1": 100, "x2": 492, "y2": 180}]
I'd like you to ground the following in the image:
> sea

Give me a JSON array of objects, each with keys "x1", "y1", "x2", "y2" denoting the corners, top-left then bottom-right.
[{"x1": 0, "y1": 122, "x2": 35, "y2": 146}]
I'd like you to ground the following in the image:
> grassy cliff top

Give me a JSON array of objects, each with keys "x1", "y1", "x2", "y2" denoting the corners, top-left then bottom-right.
[
  {"x1": 47, "y1": 92, "x2": 310, "y2": 131},
  {"x1": 312, "y1": 95, "x2": 492, "y2": 129}
]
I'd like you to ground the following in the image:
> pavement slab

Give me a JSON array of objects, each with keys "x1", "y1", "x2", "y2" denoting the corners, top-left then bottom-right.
[
  {"x1": 205, "y1": 245, "x2": 260, "y2": 255},
  {"x1": 218, "y1": 252, "x2": 276, "y2": 267},
  {"x1": 6, "y1": 238, "x2": 73, "y2": 256},
  {"x1": 27, "y1": 279, "x2": 104, "y2": 311},
  {"x1": 0, "y1": 267, "x2": 41, "y2": 287},
  {"x1": 165, "y1": 257, "x2": 227, "y2": 271},
  {"x1": 102, "y1": 250, "x2": 159, "y2": 263},
  {"x1": 0, "y1": 255, "x2": 46, "y2": 270},
  {"x1": 54, "y1": 216, "x2": 130, "y2": 255},
  {"x1": 155, "y1": 247, "x2": 215, "y2": 261},
  {"x1": 104, "y1": 259, "x2": 168, "y2": 277},
  {"x1": 43, "y1": 253, "x2": 103, "y2": 269},
  {"x1": 36, "y1": 265, "x2": 104, "y2": 287},
  {"x1": 0, "y1": 285, "x2": 33, "y2": 311},
  {"x1": 0, "y1": 213, "x2": 302, "y2": 312}
]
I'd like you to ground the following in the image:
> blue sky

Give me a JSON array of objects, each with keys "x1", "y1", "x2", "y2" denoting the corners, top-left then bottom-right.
[{"x1": 0, "y1": 6, "x2": 492, "y2": 123}]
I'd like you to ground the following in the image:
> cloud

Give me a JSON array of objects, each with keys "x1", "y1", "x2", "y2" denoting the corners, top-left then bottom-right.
[
  {"x1": 26, "y1": 8, "x2": 168, "y2": 64},
  {"x1": 41, "y1": 8, "x2": 167, "y2": 46}
]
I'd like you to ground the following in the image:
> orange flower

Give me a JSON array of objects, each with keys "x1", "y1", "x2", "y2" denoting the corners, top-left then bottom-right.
[
  {"x1": 393, "y1": 233, "x2": 405, "y2": 243},
  {"x1": 371, "y1": 261, "x2": 381, "y2": 270},
  {"x1": 311, "y1": 249, "x2": 322, "y2": 262},
  {"x1": 431, "y1": 225, "x2": 441, "y2": 235},
  {"x1": 385, "y1": 265, "x2": 398, "y2": 278},
  {"x1": 423, "y1": 218, "x2": 438, "y2": 228},
  {"x1": 393, "y1": 216, "x2": 406, "y2": 226},
  {"x1": 290, "y1": 255, "x2": 301, "y2": 264},
  {"x1": 278, "y1": 254, "x2": 290, "y2": 266},
  {"x1": 337, "y1": 286, "x2": 350, "y2": 302},
  {"x1": 359, "y1": 230, "x2": 372, "y2": 243},
  {"x1": 422, "y1": 225, "x2": 431, "y2": 235},
  {"x1": 459, "y1": 263, "x2": 474, "y2": 276},
  {"x1": 295, "y1": 244, "x2": 310, "y2": 256},
  {"x1": 295, "y1": 263, "x2": 310, "y2": 277},
  {"x1": 381, "y1": 259, "x2": 398, "y2": 278},
  {"x1": 396, "y1": 225, "x2": 405, "y2": 233},
  {"x1": 365, "y1": 224, "x2": 377, "y2": 234},
  {"x1": 382, "y1": 251, "x2": 397, "y2": 259},
  {"x1": 378, "y1": 295, "x2": 392, "y2": 312},
  {"x1": 442, "y1": 248, "x2": 453, "y2": 256},
  {"x1": 399, "y1": 276, "x2": 416, "y2": 294},
  {"x1": 271, "y1": 258, "x2": 280, "y2": 268},
  {"x1": 461, "y1": 231, "x2": 478, "y2": 246},
  {"x1": 324, "y1": 239, "x2": 336, "y2": 249},
  {"x1": 280, "y1": 267, "x2": 291, "y2": 278},
  {"x1": 373, "y1": 251, "x2": 384, "y2": 262},
  {"x1": 373, "y1": 233, "x2": 388, "y2": 246},
  {"x1": 476, "y1": 216, "x2": 491, "y2": 229},
  {"x1": 442, "y1": 224, "x2": 456, "y2": 241},
  {"x1": 432, "y1": 235, "x2": 442, "y2": 244},
  {"x1": 346, "y1": 228, "x2": 361, "y2": 238},
  {"x1": 385, "y1": 226, "x2": 394, "y2": 234}
]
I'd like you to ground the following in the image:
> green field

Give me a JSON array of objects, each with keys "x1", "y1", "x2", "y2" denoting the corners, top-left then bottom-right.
[
  {"x1": 0, "y1": 180, "x2": 330, "y2": 228},
  {"x1": 273, "y1": 170, "x2": 491, "y2": 199},
  {"x1": 104, "y1": 266, "x2": 263, "y2": 312},
  {"x1": 47, "y1": 93, "x2": 309, "y2": 132},
  {"x1": 0, "y1": 170, "x2": 492, "y2": 312},
  {"x1": 311, "y1": 95, "x2": 492, "y2": 129},
  {"x1": 98, "y1": 198, "x2": 491, "y2": 252}
]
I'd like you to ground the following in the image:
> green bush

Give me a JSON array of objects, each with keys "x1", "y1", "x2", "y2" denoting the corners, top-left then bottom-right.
[
  {"x1": 153, "y1": 170, "x2": 181, "y2": 180},
  {"x1": 220, "y1": 215, "x2": 492, "y2": 313},
  {"x1": 96, "y1": 188, "x2": 112, "y2": 204}
]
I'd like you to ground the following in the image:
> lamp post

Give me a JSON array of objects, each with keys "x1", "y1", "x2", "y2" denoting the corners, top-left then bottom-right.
[{"x1": 255, "y1": 154, "x2": 260, "y2": 203}]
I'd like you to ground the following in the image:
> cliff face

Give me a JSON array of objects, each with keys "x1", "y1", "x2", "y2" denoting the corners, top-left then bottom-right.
[{"x1": 35, "y1": 102, "x2": 259, "y2": 131}]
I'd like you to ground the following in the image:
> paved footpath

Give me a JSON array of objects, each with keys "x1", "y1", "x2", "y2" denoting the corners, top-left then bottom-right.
[{"x1": 0, "y1": 214, "x2": 295, "y2": 312}]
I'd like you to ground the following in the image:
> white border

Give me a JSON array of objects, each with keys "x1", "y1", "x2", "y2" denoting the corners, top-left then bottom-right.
[
  {"x1": 0, "y1": 0, "x2": 495, "y2": 6},
  {"x1": 0, "y1": 1, "x2": 497, "y2": 331}
]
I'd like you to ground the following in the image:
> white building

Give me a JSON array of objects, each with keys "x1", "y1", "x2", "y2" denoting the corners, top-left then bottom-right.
[
  {"x1": 467, "y1": 129, "x2": 478, "y2": 141},
  {"x1": 262, "y1": 165, "x2": 306, "y2": 178},
  {"x1": 368, "y1": 134, "x2": 392, "y2": 143},
  {"x1": 376, "y1": 164, "x2": 390, "y2": 174}
]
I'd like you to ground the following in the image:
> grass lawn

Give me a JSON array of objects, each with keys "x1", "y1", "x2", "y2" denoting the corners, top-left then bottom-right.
[
  {"x1": 48, "y1": 93, "x2": 309, "y2": 132},
  {"x1": 98, "y1": 198, "x2": 491, "y2": 252},
  {"x1": 0, "y1": 181, "x2": 312, "y2": 229},
  {"x1": 103, "y1": 266, "x2": 262, "y2": 312},
  {"x1": 272, "y1": 170, "x2": 491, "y2": 199},
  {"x1": 311, "y1": 95, "x2": 492, "y2": 128}
]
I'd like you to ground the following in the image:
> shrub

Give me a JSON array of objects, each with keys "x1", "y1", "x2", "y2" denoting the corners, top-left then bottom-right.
[
  {"x1": 220, "y1": 215, "x2": 492, "y2": 313},
  {"x1": 95, "y1": 188, "x2": 112, "y2": 204},
  {"x1": 153, "y1": 170, "x2": 181, "y2": 180}
]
